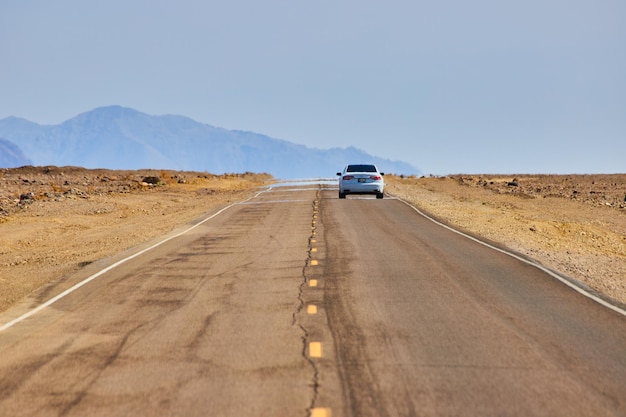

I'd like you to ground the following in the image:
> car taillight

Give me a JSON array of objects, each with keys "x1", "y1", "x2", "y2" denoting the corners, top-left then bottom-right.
[
  {"x1": 343, "y1": 175, "x2": 354, "y2": 180},
  {"x1": 369, "y1": 175, "x2": 381, "y2": 180}
]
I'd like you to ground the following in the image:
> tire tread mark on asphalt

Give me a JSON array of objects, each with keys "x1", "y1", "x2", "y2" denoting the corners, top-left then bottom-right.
[
  {"x1": 57, "y1": 327, "x2": 138, "y2": 417},
  {"x1": 0, "y1": 339, "x2": 73, "y2": 402},
  {"x1": 187, "y1": 313, "x2": 217, "y2": 359}
]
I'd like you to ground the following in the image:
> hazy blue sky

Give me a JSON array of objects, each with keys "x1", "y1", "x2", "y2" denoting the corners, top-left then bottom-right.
[{"x1": 1, "y1": 0, "x2": 624, "y2": 174}]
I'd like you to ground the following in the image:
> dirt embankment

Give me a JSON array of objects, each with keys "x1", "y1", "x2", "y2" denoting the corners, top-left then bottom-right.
[
  {"x1": 386, "y1": 174, "x2": 626, "y2": 306},
  {"x1": 0, "y1": 166, "x2": 271, "y2": 313}
]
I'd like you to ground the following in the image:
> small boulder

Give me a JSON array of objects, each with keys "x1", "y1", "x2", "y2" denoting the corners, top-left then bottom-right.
[
  {"x1": 19, "y1": 192, "x2": 34, "y2": 201},
  {"x1": 142, "y1": 176, "x2": 164, "y2": 186}
]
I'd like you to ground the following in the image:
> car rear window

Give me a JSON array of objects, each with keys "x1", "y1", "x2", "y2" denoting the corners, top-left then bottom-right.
[{"x1": 347, "y1": 165, "x2": 377, "y2": 173}]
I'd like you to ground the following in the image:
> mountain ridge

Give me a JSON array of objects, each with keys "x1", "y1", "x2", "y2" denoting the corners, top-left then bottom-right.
[
  {"x1": 0, "y1": 137, "x2": 32, "y2": 168},
  {"x1": 0, "y1": 106, "x2": 420, "y2": 178}
]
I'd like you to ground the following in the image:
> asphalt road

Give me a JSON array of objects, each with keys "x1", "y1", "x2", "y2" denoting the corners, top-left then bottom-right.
[{"x1": 0, "y1": 185, "x2": 624, "y2": 417}]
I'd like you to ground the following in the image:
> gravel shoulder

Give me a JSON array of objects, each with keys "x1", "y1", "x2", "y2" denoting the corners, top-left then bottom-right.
[{"x1": 386, "y1": 174, "x2": 626, "y2": 306}]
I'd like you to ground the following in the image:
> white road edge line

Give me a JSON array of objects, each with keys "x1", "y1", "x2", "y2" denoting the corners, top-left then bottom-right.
[
  {"x1": 396, "y1": 197, "x2": 626, "y2": 318},
  {"x1": 0, "y1": 188, "x2": 271, "y2": 332}
]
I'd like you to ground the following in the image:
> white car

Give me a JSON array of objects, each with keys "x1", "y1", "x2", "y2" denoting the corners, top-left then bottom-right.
[{"x1": 336, "y1": 164, "x2": 385, "y2": 199}]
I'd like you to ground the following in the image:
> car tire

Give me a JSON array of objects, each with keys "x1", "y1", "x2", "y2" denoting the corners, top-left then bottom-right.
[
  {"x1": 376, "y1": 192, "x2": 384, "y2": 199},
  {"x1": 339, "y1": 192, "x2": 346, "y2": 199}
]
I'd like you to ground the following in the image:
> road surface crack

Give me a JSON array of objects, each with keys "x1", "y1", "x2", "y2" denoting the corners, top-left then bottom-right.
[{"x1": 293, "y1": 192, "x2": 322, "y2": 417}]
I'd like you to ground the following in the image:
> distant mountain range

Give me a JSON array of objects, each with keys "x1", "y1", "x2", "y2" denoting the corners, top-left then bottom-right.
[
  {"x1": 0, "y1": 106, "x2": 420, "y2": 178},
  {"x1": 0, "y1": 137, "x2": 32, "y2": 167}
]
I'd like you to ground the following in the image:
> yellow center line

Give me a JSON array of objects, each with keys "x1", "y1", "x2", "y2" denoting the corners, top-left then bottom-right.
[
  {"x1": 309, "y1": 279, "x2": 318, "y2": 287},
  {"x1": 311, "y1": 408, "x2": 331, "y2": 417},
  {"x1": 309, "y1": 342, "x2": 323, "y2": 358},
  {"x1": 310, "y1": 260, "x2": 318, "y2": 266},
  {"x1": 307, "y1": 304, "x2": 318, "y2": 314},
  {"x1": 311, "y1": 247, "x2": 317, "y2": 253}
]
